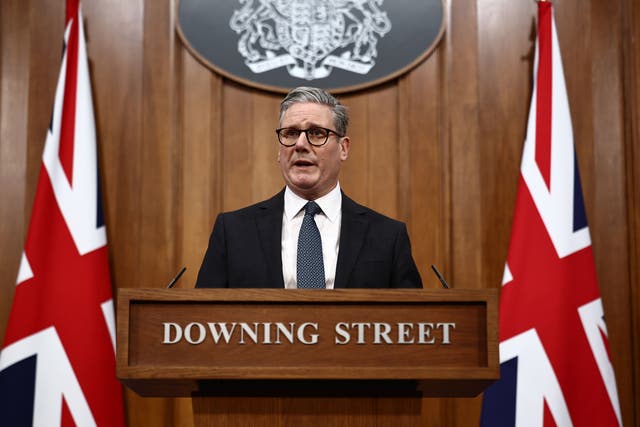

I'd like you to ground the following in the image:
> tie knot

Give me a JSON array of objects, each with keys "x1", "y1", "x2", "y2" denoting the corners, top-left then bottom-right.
[{"x1": 304, "y1": 201, "x2": 322, "y2": 217}]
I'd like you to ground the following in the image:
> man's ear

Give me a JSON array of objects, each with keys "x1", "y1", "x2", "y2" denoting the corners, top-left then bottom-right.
[{"x1": 340, "y1": 137, "x2": 350, "y2": 160}]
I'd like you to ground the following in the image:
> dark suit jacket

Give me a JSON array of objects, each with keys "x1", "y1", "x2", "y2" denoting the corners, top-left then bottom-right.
[{"x1": 195, "y1": 189, "x2": 422, "y2": 288}]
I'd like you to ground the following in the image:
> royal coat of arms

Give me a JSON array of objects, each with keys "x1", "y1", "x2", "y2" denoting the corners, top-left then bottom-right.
[{"x1": 229, "y1": 0, "x2": 392, "y2": 80}]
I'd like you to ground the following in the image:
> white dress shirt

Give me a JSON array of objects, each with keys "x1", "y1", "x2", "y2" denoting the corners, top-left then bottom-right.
[{"x1": 282, "y1": 183, "x2": 342, "y2": 289}]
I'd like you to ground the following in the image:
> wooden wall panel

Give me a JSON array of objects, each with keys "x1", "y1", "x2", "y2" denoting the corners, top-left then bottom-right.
[
  {"x1": 25, "y1": 0, "x2": 63, "y2": 207},
  {"x1": 447, "y1": 0, "x2": 485, "y2": 421},
  {"x1": 251, "y1": 92, "x2": 283, "y2": 201},
  {"x1": 0, "y1": 0, "x2": 638, "y2": 425},
  {"x1": 86, "y1": 0, "x2": 144, "y2": 293},
  {"x1": 362, "y1": 85, "x2": 398, "y2": 218},
  {"x1": 0, "y1": 0, "x2": 65, "y2": 362},
  {"x1": 404, "y1": 57, "x2": 446, "y2": 287},
  {"x1": 622, "y1": 0, "x2": 640, "y2": 423},
  {"x1": 337, "y1": 86, "x2": 402, "y2": 218},
  {"x1": 0, "y1": 0, "x2": 31, "y2": 337},
  {"x1": 477, "y1": 0, "x2": 535, "y2": 291},
  {"x1": 140, "y1": 0, "x2": 178, "y2": 287},
  {"x1": 222, "y1": 83, "x2": 256, "y2": 211},
  {"x1": 588, "y1": 0, "x2": 635, "y2": 423},
  {"x1": 448, "y1": 0, "x2": 482, "y2": 292},
  {"x1": 338, "y1": 91, "x2": 368, "y2": 204},
  {"x1": 179, "y1": 49, "x2": 222, "y2": 288}
]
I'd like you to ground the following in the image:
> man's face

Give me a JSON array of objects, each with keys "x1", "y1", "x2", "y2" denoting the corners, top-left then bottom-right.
[{"x1": 278, "y1": 102, "x2": 350, "y2": 200}]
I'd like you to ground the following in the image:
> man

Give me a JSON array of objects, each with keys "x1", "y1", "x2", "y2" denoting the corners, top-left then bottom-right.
[{"x1": 195, "y1": 87, "x2": 422, "y2": 289}]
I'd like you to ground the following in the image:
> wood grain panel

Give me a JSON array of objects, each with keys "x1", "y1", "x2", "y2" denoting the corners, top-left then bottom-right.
[
  {"x1": 140, "y1": 0, "x2": 186, "y2": 425},
  {"x1": 365, "y1": 84, "x2": 398, "y2": 218},
  {"x1": 0, "y1": 0, "x2": 31, "y2": 337},
  {"x1": 403, "y1": 56, "x2": 445, "y2": 287},
  {"x1": 179, "y1": 49, "x2": 222, "y2": 288},
  {"x1": 340, "y1": 91, "x2": 369, "y2": 204},
  {"x1": 621, "y1": 0, "x2": 640, "y2": 424},
  {"x1": 448, "y1": 0, "x2": 481, "y2": 292},
  {"x1": 477, "y1": 0, "x2": 535, "y2": 290},
  {"x1": 84, "y1": 0, "x2": 144, "y2": 292},
  {"x1": 25, "y1": 0, "x2": 64, "y2": 212},
  {"x1": 0, "y1": 0, "x2": 638, "y2": 425},
  {"x1": 251, "y1": 91, "x2": 283, "y2": 201},
  {"x1": 446, "y1": 0, "x2": 486, "y2": 423},
  {"x1": 335, "y1": 86, "x2": 400, "y2": 216},
  {"x1": 194, "y1": 396, "x2": 423, "y2": 427},
  {"x1": 588, "y1": 0, "x2": 634, "y2": 423},
  {"x1": 140, "y1": 0, "x2": 178, "y2": 286},
  {"x1": 222, "y1": 83, "x2": 255, "y2": 211}
]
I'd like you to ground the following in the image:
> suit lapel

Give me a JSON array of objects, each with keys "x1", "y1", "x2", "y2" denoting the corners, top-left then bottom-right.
[
  {"x1": 334, "y1": 194, "x2": 368, "y2": 289},
  {"x1": 256, "y1": 190, "x2": 285, "y2": 288}
]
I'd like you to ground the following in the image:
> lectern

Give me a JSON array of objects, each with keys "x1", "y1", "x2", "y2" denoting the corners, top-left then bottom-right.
[{"x1": 117, "y1": 288, "x2": 498, "y2": 426}]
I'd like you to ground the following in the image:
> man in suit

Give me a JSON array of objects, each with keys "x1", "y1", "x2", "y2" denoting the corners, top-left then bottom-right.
[{"x1": 195, "y1": 86, "x2": 422, "y2": 289}]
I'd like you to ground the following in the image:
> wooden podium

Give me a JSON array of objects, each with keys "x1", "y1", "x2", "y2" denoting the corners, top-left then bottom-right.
[{"x1": 117, "y1": 288, "x2": 498, "y2": 426}]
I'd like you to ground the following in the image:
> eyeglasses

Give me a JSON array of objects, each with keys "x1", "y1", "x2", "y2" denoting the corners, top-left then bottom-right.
[{"x1": 275, "y1": 127, "x2": 343, "y2": 147}]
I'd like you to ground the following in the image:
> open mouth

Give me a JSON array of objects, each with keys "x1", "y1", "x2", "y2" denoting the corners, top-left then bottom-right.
[{"x1": 293, "y1": 159, "x2": 315, "y2": 167}]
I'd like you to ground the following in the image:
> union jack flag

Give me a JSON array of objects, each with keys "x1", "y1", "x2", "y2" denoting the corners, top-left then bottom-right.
[
  {"x1": 480, "y1": 2, "x2": 622, "y2": 426},
  {"x1": 0, "y1": 0, "x2": 126, "y2": 425}
]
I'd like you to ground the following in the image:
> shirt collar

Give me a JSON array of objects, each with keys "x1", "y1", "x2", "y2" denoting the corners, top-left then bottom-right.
[{"x1": 284, "y1": 183, "x2": 342, "y2": 223}]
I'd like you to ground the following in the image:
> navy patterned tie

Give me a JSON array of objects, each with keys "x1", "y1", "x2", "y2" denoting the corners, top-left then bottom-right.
[{"x1": 297, "y1": 201, "x2": 325, "y2": 289}]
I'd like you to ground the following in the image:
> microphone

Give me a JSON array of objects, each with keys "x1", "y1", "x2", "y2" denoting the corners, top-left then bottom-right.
[
  {"x1": 166, "y1": 267, "x2": 186, "y2": 289},
  {"x1": 430, "y1": 264, "x2": 450, "y2": 289}
]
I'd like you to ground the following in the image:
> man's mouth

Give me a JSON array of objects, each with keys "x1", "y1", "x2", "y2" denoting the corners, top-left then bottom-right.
[{"x1": 293, "y1": 159, "x2": 315, "y2": 167}]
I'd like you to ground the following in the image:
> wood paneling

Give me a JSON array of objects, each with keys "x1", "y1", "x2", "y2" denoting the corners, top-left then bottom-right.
[
  {"x1": 448, "y1": 0, "x2": 482, "y2": 290},
  {"x1": 179, "y1": 49, "x2": 223, "y2": 288},
  {"x1": 0, "y1": 0, "x2": 31, "y2": 339},
  {"x1": 477, "y1": 0, "x2": 535, "y2": 291},
  {"x1": 86, "y1": 0, "x2": 144, "y2": 292},
  {"x1": 405, "y1": 57, "x2": 446, "y2": 286},
  {"x1": 588, "y1": 0, "x2": 635, "y2": 423},
  {"x1": 0, "y1": 0, "x2": 638, "y2": 425},
  {"x1": 622, "y1": 0, "x2": 640, "y2": 423},
  {"x1": 193, "y1": 396, "x2": 423, "y2": 427}
]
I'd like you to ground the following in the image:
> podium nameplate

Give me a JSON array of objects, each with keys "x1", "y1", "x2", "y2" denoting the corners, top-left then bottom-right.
[{"x1": 117, "y1": 288, "x2": 498, "y2": 397}]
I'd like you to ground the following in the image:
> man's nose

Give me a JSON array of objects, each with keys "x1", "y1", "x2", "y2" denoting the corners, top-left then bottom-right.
[{"x1": 294, "y1": 131, "x2": 310, "y2": 149}]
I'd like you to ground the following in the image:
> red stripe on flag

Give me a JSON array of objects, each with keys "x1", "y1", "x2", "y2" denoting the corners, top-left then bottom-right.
[
  {"x1": 66, "y1": 0, "x2": 79, "y2": 24},
  {"x1": 59, "y1": 9, "x2": 79, "y2": 186},
  {"x1": 535, "y1": 1, "x2": 553, "y2": 190}
]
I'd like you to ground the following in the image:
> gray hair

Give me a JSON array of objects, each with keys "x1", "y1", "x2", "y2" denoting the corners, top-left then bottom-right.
[{"x1": 279, "y1": 87, "x2": 349, "y2": 136}]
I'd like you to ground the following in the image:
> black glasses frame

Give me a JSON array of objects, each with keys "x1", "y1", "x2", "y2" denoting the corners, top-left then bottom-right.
[{"x1": 275, "y1": 127, "x2": 343, "y2": 147}]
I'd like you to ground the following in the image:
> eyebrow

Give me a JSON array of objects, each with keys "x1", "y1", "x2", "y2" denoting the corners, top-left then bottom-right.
[{"x1": 280, "y1": 122, "x2": 326, "y2": 129}]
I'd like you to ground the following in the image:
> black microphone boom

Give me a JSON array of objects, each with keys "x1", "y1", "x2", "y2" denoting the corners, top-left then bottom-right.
[
  {"x1": 430, "y1": 264, "x2": 450, "y2": 289},
  {"x1": 166, "y1": 267, "x2": 186, "y2": 289}
]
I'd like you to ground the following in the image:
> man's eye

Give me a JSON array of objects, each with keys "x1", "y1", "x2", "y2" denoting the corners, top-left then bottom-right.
[
  {"x1": 309, "y1": 128, "x2": 327, "y2": 138},
  {"x1": 283, "y1": 129, "x2": 300, "y2": 138}
]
